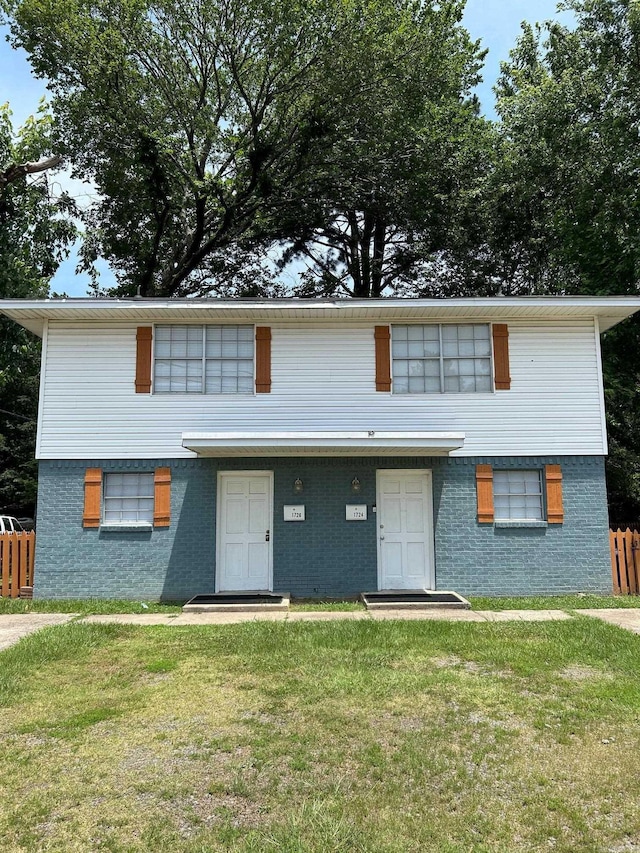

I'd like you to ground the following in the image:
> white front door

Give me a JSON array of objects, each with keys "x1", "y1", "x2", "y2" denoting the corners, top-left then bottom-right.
[
  {"x1": 216, "y1": 472, "x2": 273, "y2": 591},
  {"x1": 376, "y1": 469, "x2": 435, "y2": 590}
]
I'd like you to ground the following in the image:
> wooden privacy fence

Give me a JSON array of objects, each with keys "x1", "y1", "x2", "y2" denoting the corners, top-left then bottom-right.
[
  {"x1": 610, "y1": 528, "x2": 640, "y2": 595},
  {"x1": 0, "y1": 532, "x2": 35, "y2": 598}
]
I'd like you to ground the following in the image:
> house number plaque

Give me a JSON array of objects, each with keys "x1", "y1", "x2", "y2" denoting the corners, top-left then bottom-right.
[
  {"x1": 346, "y1": 505, "x2": 367, "y2": 521},
  {"x1": 284, "y1": 505, "x2": 305, "y2": 521}
]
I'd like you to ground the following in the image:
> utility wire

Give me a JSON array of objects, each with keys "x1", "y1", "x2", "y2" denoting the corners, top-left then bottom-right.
[{"x1": 0, "y1": 407, "x2": 34, "y2": 422}]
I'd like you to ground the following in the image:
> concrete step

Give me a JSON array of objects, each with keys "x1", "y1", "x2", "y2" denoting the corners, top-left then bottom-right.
[
  {"x1": 361, "y1": 590, "x2": 470, "y2": 610},
  {"x1": 182, "y1": 592, "x2": 290, "y2": 613}
]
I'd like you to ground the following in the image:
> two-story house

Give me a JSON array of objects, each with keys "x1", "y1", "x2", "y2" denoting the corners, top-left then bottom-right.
[{"x1": 2, "y1": 296, "x2": 639, "y2": 601}]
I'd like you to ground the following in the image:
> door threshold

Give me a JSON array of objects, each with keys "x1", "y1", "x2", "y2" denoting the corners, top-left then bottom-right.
[
  {"x1": 361, "y1": 590, "x2": 470, "y2": 610},
  {"x1": 183, "y1": 592, "x2": 290, "y2": 613}
]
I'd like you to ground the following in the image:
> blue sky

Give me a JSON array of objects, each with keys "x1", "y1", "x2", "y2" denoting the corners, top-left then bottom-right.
[{"x1": 1, "y1": 0, "x2": 573, "y2": 297}]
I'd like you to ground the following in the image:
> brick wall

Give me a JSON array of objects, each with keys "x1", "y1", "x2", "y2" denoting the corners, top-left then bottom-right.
[
  {"x1": 434, "y1": 457, "x2": 611, "y2": 595},
  {"x1": 34, "y1": 455, "x2": 612, "y2": 600}
]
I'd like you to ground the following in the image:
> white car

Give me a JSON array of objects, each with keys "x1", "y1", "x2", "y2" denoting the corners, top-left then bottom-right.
[{"x1": 0, "y1": 516, "x2": 25, "y2": 534}]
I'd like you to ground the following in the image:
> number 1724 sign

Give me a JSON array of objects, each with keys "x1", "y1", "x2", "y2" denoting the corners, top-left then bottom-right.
[{"x1": 346, "y1": 505, "x2": 367, "y2": 521}]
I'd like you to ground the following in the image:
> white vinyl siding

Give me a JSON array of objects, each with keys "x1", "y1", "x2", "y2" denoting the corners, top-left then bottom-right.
[
  {"x1": 493, "y1": 470, "x2": 544, "y2": 521},
  {"x1": 37, "y1": 319, "x2": 607, "y2": 459},
  {"x1": 154, "y1": 325, "x2": 254, "y2": 394}
]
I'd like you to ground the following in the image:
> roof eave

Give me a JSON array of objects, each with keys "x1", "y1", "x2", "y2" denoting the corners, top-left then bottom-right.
[{"x1": 2, "y1": 295, "x2": 640, "y2": 338}]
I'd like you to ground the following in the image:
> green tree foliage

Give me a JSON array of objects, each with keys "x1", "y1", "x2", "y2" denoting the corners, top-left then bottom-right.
[
  {"x1": 276, "y1": 1, "x2": 491, "y2": 297},
  {"x1": 0, "y1": 104, "x2": 75, "y2": 515},
  {"x1": 493, "y1": 0, "x2": 640, "y2": 521},
  {"x1": 3, "y1": 0, "x2": 491, "y2": 297},
  {"x1": 494, "y1": 3, "x2": 640, "y2": 294}
]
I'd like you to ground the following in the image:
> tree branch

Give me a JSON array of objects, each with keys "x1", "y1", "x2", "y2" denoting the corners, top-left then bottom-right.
[{"x1": 0, "y1": 156, "x2": 62, "y2": 190}]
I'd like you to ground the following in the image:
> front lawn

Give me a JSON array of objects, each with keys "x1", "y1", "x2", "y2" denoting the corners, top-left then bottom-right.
[{"x1": 1, "y1": 618, "x2": 640, "y2": 851}]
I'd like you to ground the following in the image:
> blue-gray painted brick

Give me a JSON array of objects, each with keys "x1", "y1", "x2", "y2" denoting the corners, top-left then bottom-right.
[{"x1": 34, "y1": 456, "x2": 612, "y2": 599}]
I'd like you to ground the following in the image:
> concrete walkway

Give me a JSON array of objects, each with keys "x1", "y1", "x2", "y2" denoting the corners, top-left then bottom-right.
[
  {"x1": 580, "y1": 608, "x2": 640, "y2": 634},
  {"x1": 0, "y1": 613, "x2": 75, "y2": 651},
  {"x1": 3, "y1": 607, "x2": 640, "y2": 652},
  {"x1": 81, "y1": 608, "x2": 572, "y2": 626}
]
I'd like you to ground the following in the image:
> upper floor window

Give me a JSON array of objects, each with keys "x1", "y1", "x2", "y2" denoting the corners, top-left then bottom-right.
[
  {"x1": 153, "y1": 325, "x2": 254, "y2": 394},
  {"x1": 392, "y1": 324, "x2": 492, "y2": 394}
]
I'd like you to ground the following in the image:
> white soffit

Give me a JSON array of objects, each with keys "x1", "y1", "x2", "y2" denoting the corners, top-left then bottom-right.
[
  {"x1": 181, "y1": 431, "x2": 466, "y2": 457},
  {"x1": 2, "y1": 296, "x2": 640, "y2": 336}
]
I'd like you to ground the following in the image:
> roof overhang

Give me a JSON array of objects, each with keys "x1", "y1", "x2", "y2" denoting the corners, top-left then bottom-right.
[
  {"x1": 181, "y1": 431, "x2": 466, "y2": 457},
  {"x1": 1, "y1": 295, "x2": 640, "y2": 337}
]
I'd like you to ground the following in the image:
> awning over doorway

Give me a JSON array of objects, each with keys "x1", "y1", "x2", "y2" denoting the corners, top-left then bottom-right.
[{"x1": 181, "y1": 430, "x2": 465, "y2": 457}]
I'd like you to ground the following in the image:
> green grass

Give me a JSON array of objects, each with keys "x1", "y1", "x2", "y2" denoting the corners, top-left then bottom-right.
[
  {"x1": 469, "y1": 593, "x2": 640, "y2": 610},
  {"x1": 3, "y1": 593, "x2": 640, "y2": 615},
  {"x1": 1, "y1": 617, "x2": 640, "y2": 851},
  {"x1": 0, "y1": 598, "x2": 183, "y2": 615},
  {"x1": 289, "y1": 599, "x2": 365, "y2": 611}
]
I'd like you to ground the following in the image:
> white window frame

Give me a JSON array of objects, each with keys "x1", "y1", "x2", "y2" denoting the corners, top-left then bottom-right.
[
  {"x1": 152, "y1": 324, "x2": 255, "y2": 395},
  {"x1": 103, "y1": 472, "x2": 155, "y2": 525},
  {"x1": 493, "y1": 469, "x2": 545, "y2": 522},
  {"x1": 391, "y1": 324, "x2": 493, "y2": 394}
]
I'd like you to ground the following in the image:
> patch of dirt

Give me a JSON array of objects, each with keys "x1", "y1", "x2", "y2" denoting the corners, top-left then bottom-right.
[
  {"x1": 466, "y1": 711, "x2": 522, "y2": 731},
  {"x1": 559, "y1": 665, "x2": 611, "y2": 682},
  {"x1": 432, "y1": 654, "x2": 463, "y2": 668},
  {"x1": 431, "y1": 655, "x2": 511, "y2": 678},
  {"x1": 373, "y1": 711, "x2": 425, "y2": 732},
  {"x1": 118, "y1": 742, "x2": 252, "y2": 777},
  {"x1": 239, "y1": 710, "x2": 296, "y2": 729},
  {"x1": 169, "y1": 791, "x2": 266, "y2": 836}
]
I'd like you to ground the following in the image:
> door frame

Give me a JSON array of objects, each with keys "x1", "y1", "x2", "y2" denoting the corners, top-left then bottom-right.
[
  {"x1": 375, "y1": 468, "x2": 436, "y2": 591},
  {"x1": 215, "y1": 470, "x2": 274, "y2": 592}
]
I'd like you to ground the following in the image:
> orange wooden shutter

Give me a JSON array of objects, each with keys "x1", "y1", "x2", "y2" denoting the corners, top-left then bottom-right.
[
  {"x1": 545, "y1": 464, "x2": 564, "y2": 524},
  {"x1": 375, "y1": 326, "x2": 392, "y2": 392},
  {"x1": 492, "y1": 324, "x2": 511, "y2": 390},
  {"x1": 135, "y1": 326, "x2": 153, "y2": 393},
  {"x1": 255, "y1": 327, "x2": 271, "y2": 393},
  {"x1": 476, "y1": 464, "x2": 494, "y2": 523},
  {"x1": 83, "y1": 468, "x2": 102, "y2": 528},
  {"x1": 154, "y1": 467, "x2": 171, "y2": 527}
]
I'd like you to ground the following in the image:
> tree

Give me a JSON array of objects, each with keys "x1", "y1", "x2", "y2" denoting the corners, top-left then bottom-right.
[
  {"x1": 276, "y1": 1, "x2": 491, "y2": 298},
  {"x1": 492, "y1": 4, "x2": 640, "y2": 295},
  {"x1": 492, "y1": 0, "x2": 640, "y2": 520},
  {"x1": 3, "y1": 0, "x2": 491, "y2": 297},
  {"x1": 0, "y1": 104, "x2": 75, "y2": 515}
]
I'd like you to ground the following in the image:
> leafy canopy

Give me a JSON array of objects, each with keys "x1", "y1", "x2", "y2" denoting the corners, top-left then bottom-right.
[
  {"x1": 3, "y1": 0, "x2": 489, "y2": 297},
  {"x1": 0, "y1": 104, "x2": 75, "y2": 514}
]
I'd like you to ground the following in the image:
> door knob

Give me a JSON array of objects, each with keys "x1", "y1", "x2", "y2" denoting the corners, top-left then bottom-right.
[
  {"x1": 380, "y1": 535, "x2": 385, "y2": 541},
  {"x1": 265, "y1": 530, "x2": 270, "y2": 541}
]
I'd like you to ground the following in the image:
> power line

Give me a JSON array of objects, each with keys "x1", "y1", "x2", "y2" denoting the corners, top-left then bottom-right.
[{"x1": 0, "y1": 407, "x2": 34, "y2": 422}]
